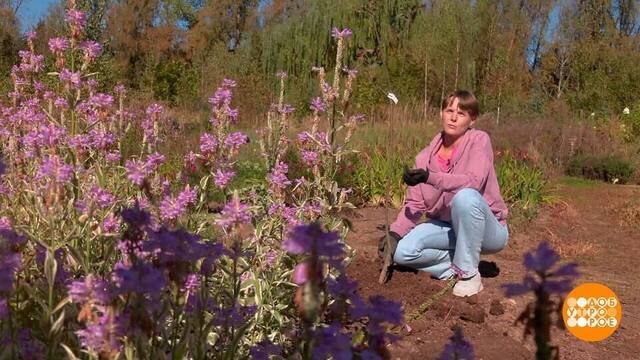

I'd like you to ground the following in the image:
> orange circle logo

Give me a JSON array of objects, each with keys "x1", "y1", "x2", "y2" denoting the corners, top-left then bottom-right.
[{"x1": 563, "y1": 283, "x2": 621, "y2": 342}]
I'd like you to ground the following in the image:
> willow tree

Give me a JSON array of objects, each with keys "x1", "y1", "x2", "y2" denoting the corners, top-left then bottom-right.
[
  {"x1": 0, "y1": 1, "x2": 21, "y2": 86},
  {"x1": 256, "y1": 0, "x2": 423, "y2": 107}
]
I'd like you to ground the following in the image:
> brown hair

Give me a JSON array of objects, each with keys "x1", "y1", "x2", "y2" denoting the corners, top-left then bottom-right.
[{"x1": 441, "y1": 90, "x2": 479, "y2": 119}]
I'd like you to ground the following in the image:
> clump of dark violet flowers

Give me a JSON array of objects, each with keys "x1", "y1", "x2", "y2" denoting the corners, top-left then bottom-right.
[
  {"x1": 502, "y1": 241, "x2": 579, "y2": 360},
  {"x1": 283, "y1": 222, "x2": 403, "y2": 359},
  {"x1": 437, "y1": 326, "x2": 475, "y2": 360}
]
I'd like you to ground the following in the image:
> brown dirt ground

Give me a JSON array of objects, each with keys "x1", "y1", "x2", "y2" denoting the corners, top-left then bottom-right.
[{"x1": 344, "y1": 182, "x2": 640, "y2": 359}]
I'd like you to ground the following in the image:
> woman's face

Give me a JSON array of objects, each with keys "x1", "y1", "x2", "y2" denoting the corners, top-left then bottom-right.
[{"x1": 440, "y1": 97, "x2": 476, "y2": 140}]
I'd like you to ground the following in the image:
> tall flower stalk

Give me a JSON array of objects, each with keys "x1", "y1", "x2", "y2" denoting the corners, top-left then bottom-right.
[{"x1": 502, "y1": 242, "x2": 580, "y2": 360}]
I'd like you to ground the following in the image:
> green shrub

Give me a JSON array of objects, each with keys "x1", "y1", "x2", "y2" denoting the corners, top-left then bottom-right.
[
  {"x1": 337, "y1": 149, "x2": 408, "y2": 207},
  {"x1": 496, "y1": 150, "x2": 549, "y2": 216},
  {"x1": 566, "y1": 154, "x2": 635, "y2": 184},
  {"x1": 621, "y1": 104, "x2": 640, "y2": 143}
]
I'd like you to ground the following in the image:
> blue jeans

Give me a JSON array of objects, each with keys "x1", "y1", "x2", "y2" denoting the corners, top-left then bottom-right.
[{"x1": 393, "y1": 188, "x2": 508, "y2": 279}]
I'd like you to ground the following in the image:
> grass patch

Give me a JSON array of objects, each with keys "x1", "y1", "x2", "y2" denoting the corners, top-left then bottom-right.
[{"x1": 559, "y1": 176, "x2": 600, "y2": 188}]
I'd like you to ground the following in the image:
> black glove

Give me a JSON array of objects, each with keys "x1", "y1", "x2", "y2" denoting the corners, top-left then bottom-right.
[
  {"x1": 403, "y1": 164, "x2": 429, "y2": 186},
  {"x1": 377, "y1": 230, "x2": 402, "y2": 259}
]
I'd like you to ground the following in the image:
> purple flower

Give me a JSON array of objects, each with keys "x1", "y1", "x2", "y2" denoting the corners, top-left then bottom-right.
[
  {"x1": 48, "y1": 37, "x2": 69, "y2": 54},
  {"x1": 114, "y1": 84, "x2": 126, "y2": 96},
  {"x1": 215, "y1": 196, "x2": 251, "y2": 230},
  {"x1": 297, "y1": 131, "x2": 313, "y2": 144},
  {"x1": 102, "y1": 214, "x2": 121, "y2": 233},
  {"x1": 524, "y1": 241, "x2": 560, "y2": 273},
  {"x1": 66, "y1": 9, "x2": 87, "y2": 31},
  {"x1": 301, "y1": 149, "x2": 319, "y2": 166},
  {"x1": 209, "y1": 87, "x2": 232, "y2": 107},
  {"x1": 0, "y1": 228, "x2": 28, "y2": 249},
  {"x1": 0, "y1": 252, "x2": 21, "y2": 293},
  {"x1": 278, "y1": 104, "x2": 295, "y2": 115},
  {"x1": 120, "y1": 205, "x2": 152, "y2": 228},
  {"x1": 89, "y1": 129, "x2": 116, "y2": 149},
  {"x1": 16, "y1": 329, "x2": 45, "y2": 360},
  {"x1": 343, "y1": 67, "x2": 358, "y2": 77},
  {"x1": 54, "y1": 97, "x2": 69, "y2": 109},
  {"x1": 250, "y1": 340, "x2": 282, "y2": 360},
  {"x1": 283, "y1": 222, "x2": 344, "y2": 259},
  {"x1": 90, "y1": 186, "x2": 116, "y2": 209},
  {"x1": 159, "y1": 198, "x2": 184, "y2": 221},
  {"x1": 86, "y1": 79, "x2": 98, "y2": 90},
  {"x1": 59, "y1": 68, "x2": 82, "y2": 88},
  {"x1": 240, "y1": 271, "x2": 251, "y2": 282},
  {"x1": 276, "y1": 71, "x2": 287, "y2": 79},
  {"x1": 331, "y1": 27, "x2": 353, "y2": 40},
  {"x1": 283, "y1": 206, "x2": 302, "y2": 226},
  {"x1": 112, "y1": 261, "x2": 165, "y2": 298},
  {"x1": 26, "y1": 31, "x2": 37, "y2": 42},
  {"x1": 226, "y1": 107, "x2": 240, "y2": 121},
  {"x1": 213, "y1": 169, "x2": 235, "y2": 189},
  {"x1": 438, "y1": 327, "x2": 475, "y2": 360},
  {"x1": 264, "y1": 250, "x2": 277, "y2": 267},
  {"x1": 105, "y1": 151, "x2": 121, "y2": 163},
  {"x1": 199, "y1": 133, "x2": 218, "y2": 155},
  {"x1": 76, "y1": 311, "x2": 122, "y2": 357},
  {"x1": 310, "y1": 97, "x2": 326, "y2": 113},
  {"x1": 183, "y1": 273, "x2": 199, "y2": 294},
  {"x1": 267, "y1": 161, "x2": 291, "y2": 189},
  {"x1": 0, "y1": 298, "x2": 7, "y2": 319},
  {"x1": 143, "y1": 228, "x2": 211, "y2": 270},
  {"x1": 145, "y1": 152, "x2": 165, "y2": 169},
  {"x1": 351, "y1": 295, "x2": 403, "y2": 334},
  {"x1": 502, "y1": 242, "x2": 579, "y2": 297},
  {"x1": 37, "y1": 123, "x2": 67, "y2": 146},
  {"x1": 89, "y1": 93, "x2": 113, "y2": 108},
  {"x1": 184, "y1": 151, "x2": 197, "y2": 170},
  {"x1": 328, "y1": 274, "x2": 359, "y2": 300},
  {"x1": 213, "y1": 304, "x2": 256, "y2": 328},
  {"x1": 311, "y1": 323, "x2": 353, "y2": 360},
  {"x1": 68, "y1": 135, "x2": 91, "y2": 154},
  {"x1": 0, "y1": 217, "x2": 11, "y2": 231},
  {"x1": 349, "y1": 113, "x2": 365, "y2": 123},
  {"x1": 125, "y1": 153, "x2": 164, "y2": 186},
  {"x1": 224, "y1": 131, "x2": 249, "y2": 151},
  {"x1": 292, "y1": 262, "x2": 309, "y2": 285},
  {"x1": 146, "y1": 103, "x2": 163, "y2": 116},
  {"x1": 125, "y1": 160, "x2": 146, "y2": 186},
  {"x1": 80, "y1": 41, "x2": 102, "y2": 61},
  {"x1": 37, "y1": 155, "x2": 74, "y2": 183},
  {"x1": 68, "y1": 275, "x2": 110, "y2": 306},
  {"x1": 177, "y1": 185, "x2": 198, "y2": 204},
  {"x1": 222, "y1": 78, "x2": 237, "y2": 88}
]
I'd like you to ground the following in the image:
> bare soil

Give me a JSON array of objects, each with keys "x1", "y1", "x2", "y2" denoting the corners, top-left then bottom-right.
[{"x1": 344, "y1": 182, "x2": 640, "y2": 359}]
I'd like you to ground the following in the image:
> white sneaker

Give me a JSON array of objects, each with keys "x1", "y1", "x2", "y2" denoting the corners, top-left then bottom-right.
[{"x1": 452, "y1": 272, "x2": 483, "y2": 297}]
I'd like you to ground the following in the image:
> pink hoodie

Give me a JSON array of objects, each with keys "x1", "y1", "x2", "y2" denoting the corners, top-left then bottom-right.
[{"x1": 390, "y1": 128, "x2": 508, "y2": 237}]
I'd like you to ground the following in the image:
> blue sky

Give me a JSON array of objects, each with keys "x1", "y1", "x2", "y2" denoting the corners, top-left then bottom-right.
[{"x1": 18, "y1": 0, "x2": 59, "y2": 32}]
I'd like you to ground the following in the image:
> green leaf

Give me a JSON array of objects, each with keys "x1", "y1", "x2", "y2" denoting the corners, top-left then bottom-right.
[
  {"x1": 60, "y1": 344, "x2": 79, "y2": 360},
  {"x1": 50, "y1": 310, "x2": 66, "y2": 335},
  {"x1": 44, "y1": 249, "x2": 58, "y2": 290}
]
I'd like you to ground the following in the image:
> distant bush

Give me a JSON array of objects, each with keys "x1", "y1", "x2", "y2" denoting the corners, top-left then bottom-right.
[
  {"x1": 337, "y1": 149, "x2": 407, "y2": 207},
  {"x1": 621, "y1": 104, "x2": 640, "y2": 143},
  {"x1": 566, "y1": 154, "x2": 635, "y2": 184},
  {"x1": 496, "y1": 149, "x2": 549, "y2": 216}
]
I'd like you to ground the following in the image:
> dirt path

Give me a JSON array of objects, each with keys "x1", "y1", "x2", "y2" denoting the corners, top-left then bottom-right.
[{"x1": 344, "y1": 182, "x2": 640, "y2": 359}]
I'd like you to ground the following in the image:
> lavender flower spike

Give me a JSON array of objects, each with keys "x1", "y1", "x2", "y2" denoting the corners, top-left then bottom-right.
[
  {"x1": 282, "y1": 222, "x2": 344, "y2": 259},
  {"x1": 331, "y1": 27, "x2": 353, "y2": 40},
  {"x1": 438, "y1": 327, "x2": 475, "y2": 360}
]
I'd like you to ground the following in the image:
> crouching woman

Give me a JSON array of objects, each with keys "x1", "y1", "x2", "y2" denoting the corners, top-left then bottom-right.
[{"x1": 381, "y1": 90, "x2": 509, "y2": 297}]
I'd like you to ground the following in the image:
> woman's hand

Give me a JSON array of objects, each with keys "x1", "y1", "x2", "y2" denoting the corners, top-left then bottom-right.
[{"x1": 403, "y1": 164, "x2": 429, "y2": 186}]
